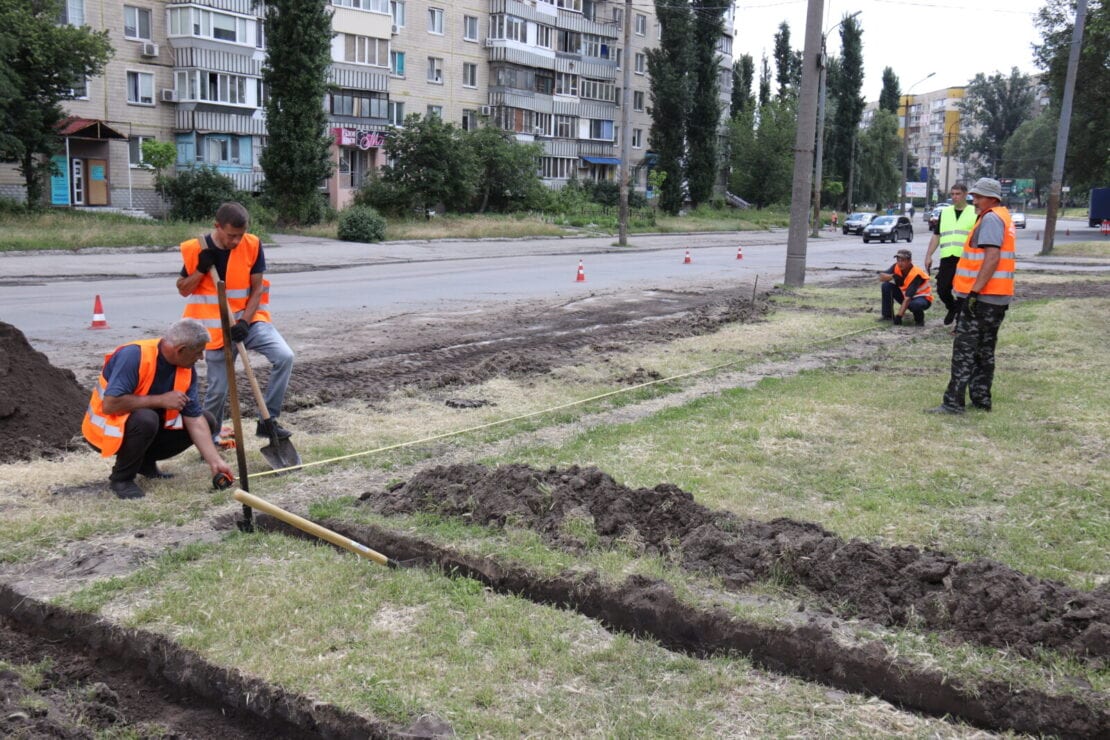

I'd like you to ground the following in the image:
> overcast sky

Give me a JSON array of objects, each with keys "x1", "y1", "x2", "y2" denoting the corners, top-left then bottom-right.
[{"x1": 730, "y1": 0, "x2": 1047, "y2": 102}]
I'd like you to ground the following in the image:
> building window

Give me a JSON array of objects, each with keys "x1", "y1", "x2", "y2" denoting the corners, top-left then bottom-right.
[
  {"x1": 634, "y1": 14, "x2": 646, "y2": 35},
  {"x1": 589, "y1": 119, "x2": 614, "y2": 141},
  {"x1": 58, "y1": 0, "x2": 85, "y2": 26},
  {"x1": 463, "y1": 15, "x2": 478, "y2": 41},
  {"x1": 128, "y1": 135, "x2": 153, "y2": 166},
  {"x1": 168, "y1": 7, "x2": 248, "y2": 44},
  {"x1": 535, "y1": 70, "x2": 554, "y2": 95},
  {"x1": 344, "y1": 34, "x2": 388, "y2": 67},
  {"x1": 554, "y1": 114, "x2": 575, "y2": 138},
  {"x1": 612, "y1": 7, "x2": 623, "y2": 28},
  {"x1": 428, "y1": 7, "x2": 444, "y2": 35},
  {"x1": 634, "y1": 53, "x2": 645, "y2": 74},
  {"x1": 536, "y1": 24, "x2": 553, "y2": 49},
  {"x1": 556, "y1": 29, "x2": 581, "y2": 54},
  {"x1": 633, "y1": 90, "x2": 644, "y2": 111},
  {"x1": 65, "y1": 77, "x2": 89, "y2": 99},
  {"x1": 540, "y1": 157, "x2": 576, "y2": 179},
  {"x1": 390, "y1": 0, "x2": 404, "y2": 26},
  {"x1": 555, "y1": 0, "x2": 582, "y2": 11},
  {"x1": 462, "y1": 62, "x2": 477, "y2": 88},
  {"x1": 126, "y1": 70, "x2": 154, "y2": 105},
  {"x1": 632, "y1": 128, "x2": 642, "y2": 148},
  {"x1": 533, "y1": 112, "x2": 552, "y2": 136},
  {"x1": 555, "y1": 72, "x2": 578, "y2": 96},
  {"x1": 202, "y1": 135, "x2": 241, "y2": 165},
  {"x1": 426, "y1": 57, "x2": 443, "y2": 83},
  {"x1": 580, "y1": 78, "x2": 615, "y2": 103},
  {"x1": 390, "y1": 50, "x2": 405, "y2": 76},
  {"x1": 427, "y1": 105, "x2": 442, "y2": 118},
  {"x1": 124, "y1": 6, "x2": 152, "y2": 40},
  {"x1": 174, "y1": 70, "x2": 250, "y2": 105},
  {"x1": 388, "y1": 100, "x2": 405, "y2": 126},
  {"x1": 333, "y1": 0, "x2": 390, "y2": 11},
  {"x1": 331, "y1": 92, "x2": 388, "y2": 118},
  {"x1": 489, "y1": 15, "x2": 525, "y2": 42},
  {"x1": 462, "y1": 109, "x2": 478, "y2": 131}
]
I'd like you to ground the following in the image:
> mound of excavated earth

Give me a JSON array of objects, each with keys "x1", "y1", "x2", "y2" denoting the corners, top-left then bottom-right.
[
  {"x1": 362, "y1": 463, "x2": 1109, "y2": 664},
  {"x1": 0, "y1": 322, "x2": 88, "y2": 463}
]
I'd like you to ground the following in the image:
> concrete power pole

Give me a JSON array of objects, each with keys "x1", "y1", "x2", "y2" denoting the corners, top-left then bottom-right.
[
  {"x1": 618, "y1": 0, "x2": 633, "y2": 246},
  {"x1": 784, "y1": 0, "x2": 825, "y2": 287},
  {"x1": 1042, "y1": 0, "x2": 1087, "y2": 256}
]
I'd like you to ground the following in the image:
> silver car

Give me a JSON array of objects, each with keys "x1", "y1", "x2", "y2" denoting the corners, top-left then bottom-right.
[{"x1": 1012, "y1": 211, "x2": 1026, "y2": 228}]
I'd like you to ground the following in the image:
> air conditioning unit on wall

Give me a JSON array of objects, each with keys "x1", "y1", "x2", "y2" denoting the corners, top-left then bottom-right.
[
  {"x1": 391, "y1": 24, "x2": 398, "y2": 35},
  {"x1": 479, "y1": 105, "x2": 492, "y2": 116},
  {"x1": 161, "y1": 89, "x2": 177, "y2": 103},
  {"x1": 141, "y1": 42, "x2": 159, "y2": 57}
]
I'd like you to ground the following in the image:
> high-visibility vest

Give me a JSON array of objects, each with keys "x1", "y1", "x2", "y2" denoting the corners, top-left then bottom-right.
[
  {"x1": 180, "y1": 234, "x2": 271, "y2": 351},
  {"x1": 953, "y1": 207, "x2": 1016, "y2": 297},
  {"x1": 82, "y1": 339, "x2": 192, "y2": 457},
  {"x1": 894, "y1": 263, "x2": 934, "y2": 303},
  {"x1": 937, "y1": 206, "x2": 977, "y2": 260}
]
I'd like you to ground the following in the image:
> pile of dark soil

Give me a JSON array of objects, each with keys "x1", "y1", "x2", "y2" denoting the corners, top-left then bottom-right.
[
  {"x1": 0, "y1": 322, "x2": 88, "y2": 463},
  {"x1": 363, "y1": 463, "x2": 1109, "y2": 664}
]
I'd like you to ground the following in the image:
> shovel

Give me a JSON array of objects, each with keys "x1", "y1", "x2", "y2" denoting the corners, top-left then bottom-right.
[{"x1": 210, "y1": 267, "x2": 301, "y2": 471}]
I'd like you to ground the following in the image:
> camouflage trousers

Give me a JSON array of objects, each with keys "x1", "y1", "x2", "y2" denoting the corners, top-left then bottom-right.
[{"x1": 942, "y1": 302, "x2": 1008, "y2": 410}]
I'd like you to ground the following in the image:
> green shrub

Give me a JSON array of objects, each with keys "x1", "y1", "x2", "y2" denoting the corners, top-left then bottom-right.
[
  {"x1": 161, "y1": 167, "x2": 238, "y2": 222},
  {"x1": 337, "y1": 205, "x2": 386, "y2": 242},
  {"x1": 354, "y1": 177, "x2": 411, "y2": 217}
]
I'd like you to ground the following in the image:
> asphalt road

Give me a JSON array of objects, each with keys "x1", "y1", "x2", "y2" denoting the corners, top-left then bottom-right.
[{"x1": 0, "y1": 217, "x2": 1102, "y2": 366}]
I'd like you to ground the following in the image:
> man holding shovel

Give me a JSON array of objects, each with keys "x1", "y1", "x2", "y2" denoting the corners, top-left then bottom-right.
[
  {"x1": 83, "y1": 319, "x2": 234, "y2": 499},
  {"x1": 176, "y1": 202, "x2": 295, "y2": 444}
]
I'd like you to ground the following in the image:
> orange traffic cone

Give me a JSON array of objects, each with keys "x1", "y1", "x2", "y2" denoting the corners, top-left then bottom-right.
[
  {"x1": 736, "y1": 245, "x2": 743, "y2": 260},
  {"x1": 575, "y1": 259, "x2": 586, "y2": 282},
  {"x1": 1102, "y1": 219, "x2": 1109, "y2": 236},
  {"x1": 683, "y1": 249, "x2": 692, "y2": 264},
  {"x1": 89, "y1": 294, "x2": 109, "y2": 329}
]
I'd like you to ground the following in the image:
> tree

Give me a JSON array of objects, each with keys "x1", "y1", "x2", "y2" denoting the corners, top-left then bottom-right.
[
  {"x1": 140, "y1": 139, "x2": 177, "y2": 207},
  {"x1": 258, "y1": 0, "x2": 334, "y2": 226},
  {"x1": 1034, "y1": 0, "x2": 1110, "y2": 189},
  {"x1": 377, "y1": 114, "x2": 478, "y2": 214},
  {"x1": 855, "y1": 109, "x2": 902, "y2": 207},
  {"x1": 686, "y1": 0, "x2": 726, "y2": 207},
  {"x1": 772, "y1": 22, "x2": 798, "y2": 100},
  {"x1": 731, "y1": 55, "x2": 755, "y2": 118},
  {"x1": 728, "y1": 100, "x2": 796, "y2": 208},
  {"x1": 958, "y1": 69, "x2": 1034, "y2": 177},
  {"x1": 1002, "y1": 111, "x2": 1056, "y2": 203},
  {"x1": 646, "y1": 0, "x2": 691, "y2": 214},
  {"x1": 826, "y1": 16, "x2": 865, "y2": 210},
  {"x1": 467, "y1": 125, "x2": 544, "y2": 213},
  {"x1": 0, "y1": 0, "x2": 112, "y2": 208},
  {"x1": 757, "y1": 54, "x2": 771, "y2": 107},
  {"x1": 878, "y1": 68, "x2": 901, "y2": 113}
]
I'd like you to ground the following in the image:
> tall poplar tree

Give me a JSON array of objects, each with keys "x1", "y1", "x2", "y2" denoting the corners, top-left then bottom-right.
[
  {"x1": 686, "y1": 0, "x2": 725, "y2": 206},
  {"x1": 758, "y1": 54, "x2": 771, "y2": 107},
  {"x1": 826, "y1": 15, "x2": 865, "y2": 208},
  {"x1": 259, "y1": 0, "x2": 334, "y2": 226},
  {"x1": 647, "y1": 0, "x2": 691, "y2": 214},
  {"x1": 957, "y1": 69, "x2": 1034, "y2": 177},
  {"x1": 878, "y1": 68, "x2": 901, "y2": 113},
  {"x1": 731, "y1": 54, "x2": 755, "y2": 118},
  {"x1": 772, "y1": 22, "x2": 795, "y2": 100}
]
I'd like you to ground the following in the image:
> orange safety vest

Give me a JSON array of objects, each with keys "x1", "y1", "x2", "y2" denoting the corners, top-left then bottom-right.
[
  {"x1": 180, "y1": 234, "x2": 271, "y2": 351},
  {"x1": 893, "y1": 262, "x2": 934, "y2": 303},
  {"x1": 953, "y1": 206, "x2": 1016, "y2": 297},
  {"x1": 82, "y1": 339, "x2": 192, "y2": 457}
]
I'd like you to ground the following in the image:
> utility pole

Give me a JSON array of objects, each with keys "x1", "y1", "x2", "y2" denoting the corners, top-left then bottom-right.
[
  {"x1": 784, "y1": 0, "x2": 825, "y2": 287},
  {"x1": 1042, "y1": 0, "x2": 1087, "y2": 256},
  {"x1": 618, "y1": 0, "x2": 633, "y2": 246}
]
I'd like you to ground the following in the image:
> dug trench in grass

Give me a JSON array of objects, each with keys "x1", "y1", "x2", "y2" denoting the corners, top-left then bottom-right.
[{"x1": 354, "y1": 463, "x2": 1109, "y2": 665}]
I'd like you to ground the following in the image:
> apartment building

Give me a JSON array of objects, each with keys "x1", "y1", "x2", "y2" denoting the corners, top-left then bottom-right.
[
  {"x1": 2, "y1": 0, "x2": 734, "y2": 213},
  {"x1": 899, "y1": 86, "x2": 967, "y2": 198}
]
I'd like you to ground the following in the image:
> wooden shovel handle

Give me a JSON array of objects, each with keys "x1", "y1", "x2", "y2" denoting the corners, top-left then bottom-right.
[{"x1": 208, "y1": 267, "x2": 270, "y2": 421}]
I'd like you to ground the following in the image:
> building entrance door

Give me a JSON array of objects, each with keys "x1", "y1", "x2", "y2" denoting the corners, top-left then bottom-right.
[
  {"x1": 87, "y1": 159, "x2": 108, "y2": 205},
  {"x1": 71, "y1": 159, "x2": 85, "y2": 205}
]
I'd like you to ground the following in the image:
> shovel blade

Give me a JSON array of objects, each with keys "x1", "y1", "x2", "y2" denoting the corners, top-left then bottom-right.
[{"x1": 260, "y1": 437, "x2": 301, "y2": 472}]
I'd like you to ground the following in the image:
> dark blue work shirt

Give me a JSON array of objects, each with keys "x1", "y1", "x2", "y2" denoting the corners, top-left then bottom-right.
[{"x1": 102, "y1": 343, "x2": 202, "y2": 417}]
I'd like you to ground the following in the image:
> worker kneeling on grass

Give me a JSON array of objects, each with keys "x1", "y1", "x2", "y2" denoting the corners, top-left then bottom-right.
[
  {"x1": 877, "y1": 248, "x2": 933, "y2": 326},
  {"x1": 83, "y1": 319, "x2": 234, "y2": 500}
]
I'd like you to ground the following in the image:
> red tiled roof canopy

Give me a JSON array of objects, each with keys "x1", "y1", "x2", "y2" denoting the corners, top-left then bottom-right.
[{"x1": 56, "y1": 117, "x2": 127, "y2": 140}]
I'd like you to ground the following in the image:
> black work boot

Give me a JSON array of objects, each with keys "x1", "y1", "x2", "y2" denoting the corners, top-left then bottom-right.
[
  {"x1": 256, "y1": 418, "x2": 293, "y2": 439},
  {"x1": 109, "y1": 479, "x2": 145, "y2": 499}
]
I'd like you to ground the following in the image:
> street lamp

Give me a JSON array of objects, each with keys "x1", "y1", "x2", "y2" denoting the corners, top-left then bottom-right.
[
  {"x1": 899, "y1": 72, "x2": 935, "y2": 215},
  {"x1": 810, "y1": 10, "x2": 861, "y2": 238}
]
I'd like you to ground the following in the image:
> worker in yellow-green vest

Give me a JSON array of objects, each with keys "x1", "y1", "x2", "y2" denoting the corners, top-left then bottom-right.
[{"x1": 924, "y1": 181, "x2": 977, "y2": 325}]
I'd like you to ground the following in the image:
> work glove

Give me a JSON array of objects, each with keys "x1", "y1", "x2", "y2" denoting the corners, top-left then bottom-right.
[
  {"x1": 196, "y1": 249, "x2": 217, "y2": 274},
  {"x1": 229, "y1": 319, "x2": 250, "y2": 343},
  {"x1": 962, "y1": 291, "x2": 980, "y2": 319}
]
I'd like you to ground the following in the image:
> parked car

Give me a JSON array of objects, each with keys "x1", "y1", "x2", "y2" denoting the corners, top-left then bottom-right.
[
  {"x1": 928, "y1": 204, "x2": 950, "y2": 231},
  {"x1": 1011, "y1": 211, "x2": 1026, "y2": 228},
  {"x1": 842, "y1": 212, "x2": 876, "y2": 235},
  {"x1": 863, "y1": 215, "x2": 914, "y2": 243}
]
